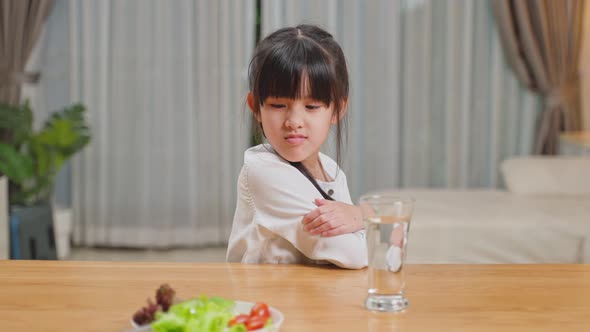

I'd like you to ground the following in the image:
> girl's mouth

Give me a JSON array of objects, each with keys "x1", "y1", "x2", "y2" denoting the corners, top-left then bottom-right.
[{"x1": 285, "y1": 135, "x2": 307, "y2": 145}]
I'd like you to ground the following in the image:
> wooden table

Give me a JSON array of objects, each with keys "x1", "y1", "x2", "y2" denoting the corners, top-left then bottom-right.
[{"x1": 1, "y1": 261, "x2": 589, "y2": 332}]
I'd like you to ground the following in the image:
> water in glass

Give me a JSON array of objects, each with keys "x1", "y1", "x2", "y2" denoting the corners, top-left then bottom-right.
[{"x1": 365, "y1": 215, "x2": 410, "y2": 312}]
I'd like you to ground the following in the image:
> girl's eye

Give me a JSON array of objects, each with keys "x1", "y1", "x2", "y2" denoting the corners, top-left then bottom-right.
[
  {"x1": 306, "y1": 105, "x2": 321, "y2": 110},
  {"x1": 269, "y1": 104, "x2": 286, "y2": 109}
]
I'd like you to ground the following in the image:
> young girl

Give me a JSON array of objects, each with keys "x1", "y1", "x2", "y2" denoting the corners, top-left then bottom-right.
[{"x1": 226, "y1": 24, "x2": 367, "y2": 269}]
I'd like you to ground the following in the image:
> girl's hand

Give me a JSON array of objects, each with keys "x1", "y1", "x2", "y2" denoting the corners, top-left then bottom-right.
[{"x1": 302, "y1": 199, "x2": 364, "y2": 237}]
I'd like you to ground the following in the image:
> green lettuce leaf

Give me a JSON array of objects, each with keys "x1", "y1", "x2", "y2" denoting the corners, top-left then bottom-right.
[
  {"x1": 151, "y1": 296, "x2": 235, "y2": 332},
  {"x1": 228, "y1": 324, "x2": 247, "y2": 332}
]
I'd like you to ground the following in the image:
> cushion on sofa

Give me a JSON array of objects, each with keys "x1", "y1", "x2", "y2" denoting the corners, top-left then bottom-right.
[{"x1": 500, "y1": 157, "x2": 590, "y2": 195}]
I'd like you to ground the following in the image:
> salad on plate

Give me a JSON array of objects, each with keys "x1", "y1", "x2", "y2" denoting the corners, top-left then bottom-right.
[{"x1": 131, "y1": 284, "x2": 282, "y2": 332}]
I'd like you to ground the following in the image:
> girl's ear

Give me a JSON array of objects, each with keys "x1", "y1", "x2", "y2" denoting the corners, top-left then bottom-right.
[
  {"x1": 331, "y1": 98, "x2": 348, "y2": 124},
  {"x1": 247, "y1": 92, "x2": 261, "y2": 122}
]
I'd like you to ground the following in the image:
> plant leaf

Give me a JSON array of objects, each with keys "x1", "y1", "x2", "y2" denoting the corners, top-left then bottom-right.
[
  {"x1": 0, "y1": 101, "x2": 33, "y2": 146},
  {"x1": 29, "y1": 137, "x2": 52, "y2": 178},
  {"x1": 39, "y1": 103, "x2": 91, "y2": 159},
  {"x1": 1, "y1": 101, "x2": 91, "y2": 205},
  {"x1": 0, "y1": 143, "x2": 34, "y2": 184}
]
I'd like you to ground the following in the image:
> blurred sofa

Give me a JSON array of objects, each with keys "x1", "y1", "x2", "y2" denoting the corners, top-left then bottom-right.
[{"x1": 402, "y1": 157, "x2": 590, "y2": 264}]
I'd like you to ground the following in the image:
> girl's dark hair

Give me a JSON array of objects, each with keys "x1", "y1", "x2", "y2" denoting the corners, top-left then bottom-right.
[{"x1": 248, "y1": 24, "x2": 349, "y2": 200}]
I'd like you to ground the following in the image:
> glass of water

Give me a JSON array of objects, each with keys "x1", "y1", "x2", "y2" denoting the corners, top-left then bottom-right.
[{"x1": 359, "y1": 193, "x2": 414, "y2": 312}]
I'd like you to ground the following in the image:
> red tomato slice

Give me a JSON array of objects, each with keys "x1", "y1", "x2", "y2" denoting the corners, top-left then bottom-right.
[
  {"x1": 228, "y1": 314, "x2": 250, "y2": 327},
  {"x1": 245, "y1": 315, "x2": 267, "y2": 330},
  {"x1": 249, "y1": 302, "x2": 270, "y2": 320}
]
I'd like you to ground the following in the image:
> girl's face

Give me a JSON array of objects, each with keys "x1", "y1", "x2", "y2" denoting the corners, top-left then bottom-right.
[{"x1": 248, "y1": 93, "x2": 341, "y2": 168}]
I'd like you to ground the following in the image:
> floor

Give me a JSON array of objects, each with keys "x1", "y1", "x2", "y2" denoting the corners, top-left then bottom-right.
[{"x1": 66, "y1": 246, "x2": 227, "y2": 262}]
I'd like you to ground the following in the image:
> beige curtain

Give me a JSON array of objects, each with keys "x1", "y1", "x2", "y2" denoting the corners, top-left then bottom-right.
[
  {"x1": 0, "y1": 0, "x2": 54, "y2": 105},
  {"x1": 493, "y1": 0, "x2": 585, "y2": 154},
  {"x1": 68, "y1": 0, "x2": 254, "y2": 247}
]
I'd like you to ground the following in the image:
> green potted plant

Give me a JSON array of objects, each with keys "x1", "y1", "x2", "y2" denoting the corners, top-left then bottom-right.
[{"x1": 0, "y1": 101, "x2": 90, "y2": 259}]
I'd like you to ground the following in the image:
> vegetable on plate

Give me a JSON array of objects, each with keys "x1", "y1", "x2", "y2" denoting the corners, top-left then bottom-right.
[{"x1": 132, "y1": 284, "x2": 275, "y2": 332}]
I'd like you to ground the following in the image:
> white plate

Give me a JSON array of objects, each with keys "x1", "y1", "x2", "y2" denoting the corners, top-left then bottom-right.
[{"x1": 130, "y1": 300, "x2": 284, "y2": 332}]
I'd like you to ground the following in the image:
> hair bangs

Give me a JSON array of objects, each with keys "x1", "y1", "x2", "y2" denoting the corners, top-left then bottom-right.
[{"x1": 254, "y1": 38, "x2": 337, "y2": 107}]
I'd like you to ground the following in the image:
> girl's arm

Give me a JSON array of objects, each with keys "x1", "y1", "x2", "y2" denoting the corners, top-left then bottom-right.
[
  {"x1": 302, "y1": 198, "x2": 365, "y2": 237},
  {"x1": 246, "y1": 159, "x2": 367, "y2": 269}
]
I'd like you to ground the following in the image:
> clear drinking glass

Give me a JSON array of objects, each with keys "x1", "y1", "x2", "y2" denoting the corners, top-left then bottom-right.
[{"x1": 360, "y1": 193, "x2": 414, "y2": 312}]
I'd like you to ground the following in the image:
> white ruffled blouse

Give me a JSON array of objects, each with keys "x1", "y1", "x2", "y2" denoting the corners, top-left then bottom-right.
[{"x1": 226, "y1": 144, "x2": 367, "y2": 269}]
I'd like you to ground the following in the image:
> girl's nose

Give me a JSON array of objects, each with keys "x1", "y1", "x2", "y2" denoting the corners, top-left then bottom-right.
[{"x1": 284, "y1": 109, "x2": 304, "y2": 129}]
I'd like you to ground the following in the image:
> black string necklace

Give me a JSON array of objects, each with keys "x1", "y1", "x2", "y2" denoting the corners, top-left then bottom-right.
[{"x1": 289, "y1": 161, "x2": 335, "y2": 201}]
